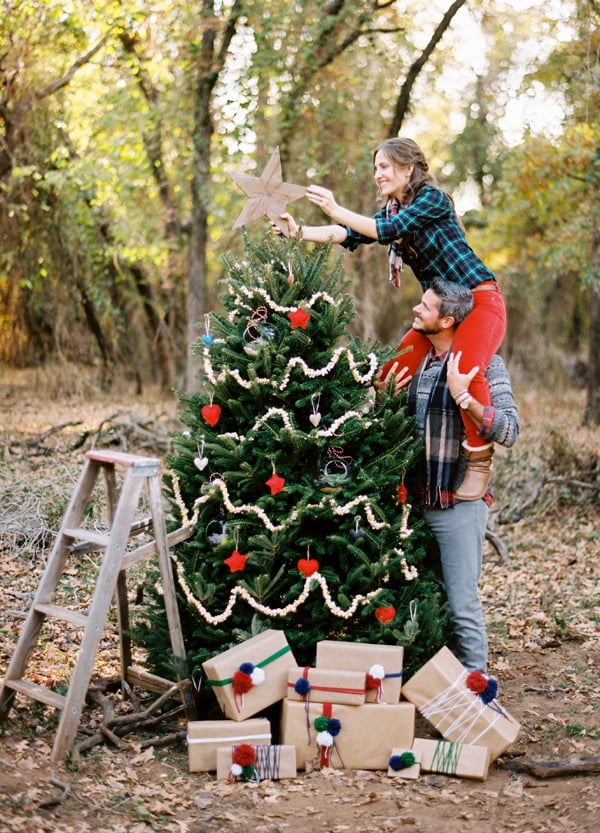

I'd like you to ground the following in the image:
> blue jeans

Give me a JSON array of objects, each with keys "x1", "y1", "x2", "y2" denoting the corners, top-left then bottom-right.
[{"x1": 423, "y1": 499, "x2": 489, "y2": 672}]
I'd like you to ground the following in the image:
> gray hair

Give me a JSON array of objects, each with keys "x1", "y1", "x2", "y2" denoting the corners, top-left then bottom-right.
[{"x1": 430, "y1": 278, "x2": 473, "y2": 326}]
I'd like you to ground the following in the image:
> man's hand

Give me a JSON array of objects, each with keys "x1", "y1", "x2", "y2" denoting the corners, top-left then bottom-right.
[
  {"x1": 374, "y1": 362, "x2": 412, "y2": 398},
  {"x1": 447, "y1": 350, "x2": 479, "y2": 400}
]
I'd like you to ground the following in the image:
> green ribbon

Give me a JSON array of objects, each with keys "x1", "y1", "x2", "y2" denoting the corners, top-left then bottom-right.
[
  {"x1": 206, "y1": 644, "x2": 292, "y2": 687},
  {"x1": 431, "y1": 740, "x2": 462, "y2": 776}
]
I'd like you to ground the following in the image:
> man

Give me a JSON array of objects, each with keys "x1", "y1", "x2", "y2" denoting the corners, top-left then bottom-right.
[{"x1": 378, "y1": 278, "x2": 519, "y2": 672}]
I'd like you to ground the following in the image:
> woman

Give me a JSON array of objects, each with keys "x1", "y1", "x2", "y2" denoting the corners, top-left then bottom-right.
[{"x1": 272, "y1": 137, "x2": 506, "y2": 501}]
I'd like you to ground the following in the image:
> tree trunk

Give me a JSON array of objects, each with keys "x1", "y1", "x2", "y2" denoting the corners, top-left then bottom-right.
[
  {"x1": 584, "y1": 213, "x2": 600, "y2": 425},
  {"x1": 387, "y1": 0, "x2": 467, "y2": 136}
]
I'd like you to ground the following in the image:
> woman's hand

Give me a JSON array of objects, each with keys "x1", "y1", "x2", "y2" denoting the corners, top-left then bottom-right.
[
  {"x1": 270, "y1": 212, "x2": 298, "y2": 238},
  {"x1": 447, "y1": 350, "x2": 479, "y2": 400},
  {"x1": 374, "y1": 362, "x2": 412, "y2": 398},
  {"x1": 306, "y1": 185, "x2": 338, "y2": 217}
]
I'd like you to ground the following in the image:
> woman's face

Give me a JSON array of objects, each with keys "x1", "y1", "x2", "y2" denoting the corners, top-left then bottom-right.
[{"x1": 374, "y1": 150, "x2": 414, "y2": 200}]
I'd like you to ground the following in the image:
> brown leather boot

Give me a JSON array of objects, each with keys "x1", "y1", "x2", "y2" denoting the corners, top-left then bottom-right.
[{"x1": 455, "y1": 444, "x2": 495, "y2": 501}]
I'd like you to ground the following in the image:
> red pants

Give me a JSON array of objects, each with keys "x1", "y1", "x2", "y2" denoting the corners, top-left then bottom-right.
[{"x1": 384, "y1": 283, "x2": 506, "y2": 448}]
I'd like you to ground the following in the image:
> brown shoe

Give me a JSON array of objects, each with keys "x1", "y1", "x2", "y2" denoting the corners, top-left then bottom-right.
[{"x1": 455, "y1": 444, "x2": 494, "y2": 501}]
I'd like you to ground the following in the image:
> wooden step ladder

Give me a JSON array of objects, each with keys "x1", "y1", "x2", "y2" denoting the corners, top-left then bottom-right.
[{"x1": 0, "y1": 448, "x2": 196, "y2": 762}]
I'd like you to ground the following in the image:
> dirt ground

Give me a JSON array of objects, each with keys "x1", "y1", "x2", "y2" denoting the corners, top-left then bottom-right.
[{"x1": 1, "y1": 368, "x2": 599, "y2": 833}]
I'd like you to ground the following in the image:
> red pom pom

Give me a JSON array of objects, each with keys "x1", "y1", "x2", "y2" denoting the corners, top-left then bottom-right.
[
  {"x1": 375, "y1": 606, "x2": 396, "y2": 624},
  {"x1": 232, "y1": 670, "x2": 253, "y2": 695},
  {"x1": 232, "y1": 743, "x2": 256, "y2": 768},
  {"x1": 466, "y1": 671, "x2": 488, "y2": 694},
  {"x1": 365, "y1": 674, "x2": 379, "y2": 690}
]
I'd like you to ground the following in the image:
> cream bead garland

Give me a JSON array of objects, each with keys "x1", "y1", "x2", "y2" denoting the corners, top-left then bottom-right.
[
  {"x1": 203, "y1": 345, "x2": 379, "y2": 390},
  {"x1": 167, "y1": 471, "x2": 394, "y2": 536},
  {"x1": 170, "y1": 560, "x2": 382, "y2": 625}
]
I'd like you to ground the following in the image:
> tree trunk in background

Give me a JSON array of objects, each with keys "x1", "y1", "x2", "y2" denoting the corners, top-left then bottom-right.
[
  {"x1": 584, "y1": 215, "x2": 600, "y2": 426},
  {"x1": 387, "y1": 0, "x2": 467, "y2": 136}
]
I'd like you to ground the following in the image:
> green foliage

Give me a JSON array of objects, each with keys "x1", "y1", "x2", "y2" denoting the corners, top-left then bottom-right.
[{"x1": 135, "y1": 232, "x2": 450, "y2": 686}]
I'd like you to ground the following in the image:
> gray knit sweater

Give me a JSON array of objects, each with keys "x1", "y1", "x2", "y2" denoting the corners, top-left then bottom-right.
[{"x1": 413, "y1": 353, "x2": 520, "y2": 491}]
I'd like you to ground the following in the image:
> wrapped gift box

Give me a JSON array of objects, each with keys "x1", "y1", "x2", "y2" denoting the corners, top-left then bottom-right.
[
  {"x1": 280, "y1": 699, "x2": 415, "y2": 771},
  {"x1": 315, "y1": 640, "x2": 404, "y2": 704},
  {"x1": 401, "y1": 647, "x2": 520, "y2": 761},
  {"x1": 187, "y1": 718, "x2": 271, "y2": 772},
  {"x1": 386, "y1": 748, "x2": 421, "y2": 780},
  {"x1": 202, "y1": 629, "x2": 296, "y2": 721},
  {"x1": 412, "y1": 738, "x2": 491, "y2": 781},
  {"x1": 216, "y1": 744, "x2": 297, "y2": 781},
  {"x1": 287, "y1": 666, "x2": 367, "y2": 706}
]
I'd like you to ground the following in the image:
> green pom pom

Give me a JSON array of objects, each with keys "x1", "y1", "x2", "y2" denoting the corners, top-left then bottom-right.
[
  {"x1": 241, "y1": 764, "x2": 256, "y2": 781},
  {"x1": 314, "y1": 716, "x2": 330, "y2": 732},
  {"x1": 400, "y1": 752, "x2": 416, "y2": 767}
]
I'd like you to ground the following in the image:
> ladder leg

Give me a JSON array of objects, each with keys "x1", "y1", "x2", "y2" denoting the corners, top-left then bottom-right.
[
  {"x1": 115, "y1": 569, "x2": 132, "y2": 680},
  {"x1": 0, "y1": 459, "x2": 101, "y2": 722},
  {"x1": 51, "y1": 469, "x2": 146, "y2": 762},
  {"x1": 147, "y1": 474, "x2": 196, "y2": 718}
]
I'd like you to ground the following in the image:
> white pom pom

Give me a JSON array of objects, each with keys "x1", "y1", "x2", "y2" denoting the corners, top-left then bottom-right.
[
  {"x1": 316, "y1": 731, "x2": 333, "y2": 748},
  {"x1": 250, "y1": 667, "x2": 266, "y2": 686},
  {"x1": 369, "y1": 663, "x2": 385, "y2": 680},
  {"x1": 231, "y1": 763, "x2": 243, "y2": 776}
]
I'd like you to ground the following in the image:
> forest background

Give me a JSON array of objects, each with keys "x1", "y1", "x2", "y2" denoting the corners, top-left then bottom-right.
[{"x1": 0, "y1": 0, "x2": 599, "y2": 423}]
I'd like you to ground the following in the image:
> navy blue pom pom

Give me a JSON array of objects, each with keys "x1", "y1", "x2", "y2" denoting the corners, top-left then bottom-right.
[
  {"x1": 389, "y1": 754, "x2": 404, "y2": 771},
  {"x1": 327, "y1": 718, "x2": 342, "y2": 737},
  {"x1": 294, "y1": 677, "x2": 311, "y2": 696},
  {"x1": 239, "y1": 662, "x2": 255, "y2": 675},
  {"x1": 480, "y1": 677, "x2": 499, "y2": 704}
]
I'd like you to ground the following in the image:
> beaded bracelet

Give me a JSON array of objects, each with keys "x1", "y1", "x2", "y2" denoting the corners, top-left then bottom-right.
[{"x1": 454, "y1": 390, "x2": 470, "y2": 406}]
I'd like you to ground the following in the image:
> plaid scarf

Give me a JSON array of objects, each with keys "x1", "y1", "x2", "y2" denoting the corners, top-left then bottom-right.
[
  {"x1": 386, "y1": 199, "x2": 404, "y2": 288},
  {"x1": 408, "y1": 353, "x2": 461, "y2": 509}
]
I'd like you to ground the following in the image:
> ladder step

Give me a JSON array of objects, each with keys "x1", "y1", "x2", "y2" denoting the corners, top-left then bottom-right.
[
  {"x1": 5, "y1": 679, "x2": 66, "y2": 711},
  {"x1": 63, "y1": 528, "x2": 111, "y2": 548},
  {"x1": 34, "y1": 603, "x2": 88, "y2": 628}
]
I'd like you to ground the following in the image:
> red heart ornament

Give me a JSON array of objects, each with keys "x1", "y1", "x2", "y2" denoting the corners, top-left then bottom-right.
[
  {"x1": 201, "y1": 404, "x2": 221, "y2": 427},
  {"x1": 375, "y1": 605, "x2": 396, "y2": 624},
  {"x1": 297, "y1": 558, "x2": 319, "y2": 577}
]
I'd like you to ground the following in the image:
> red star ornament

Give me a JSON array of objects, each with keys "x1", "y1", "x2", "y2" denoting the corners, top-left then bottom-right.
[
  {"x1": 288, "y1": 307, "x2": 311, "y2": 329},
  {"x1": 266, "y1": 471, "x2": 285, "y2": 495},
  {"x1": 224, "y1": 549, "x2": 248, "y2": 573},
  {"x1": 397, "y1": 483, "x2": 407, "y2": 504},
  {"x1": 229, "y1": 147, "x2": 306, "y2": 233}
]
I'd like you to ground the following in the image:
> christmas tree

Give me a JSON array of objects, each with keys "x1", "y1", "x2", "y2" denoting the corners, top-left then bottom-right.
[{"x1": 138, "y1": 232, "x2": 450, "y2": 694}]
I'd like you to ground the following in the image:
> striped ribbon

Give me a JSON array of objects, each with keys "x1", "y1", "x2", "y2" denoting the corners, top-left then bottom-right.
[{"x1": 431, "y1": 740, "x2": 462, "y2": 775}]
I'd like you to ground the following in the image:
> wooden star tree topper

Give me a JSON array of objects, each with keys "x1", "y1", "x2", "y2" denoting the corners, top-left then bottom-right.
[{"x1": 229, "y1": 147, "x2": 306, "y2": 234}]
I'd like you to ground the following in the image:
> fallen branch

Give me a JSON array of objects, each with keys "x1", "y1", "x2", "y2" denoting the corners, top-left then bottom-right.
[
  {"x1": 503, "y1": 472, "x2": 599, "y2": 522},
  {"x1": 485, "y1": 528, "x2": 511, "y2": 566},
  {"x1": 38, "y1": 777, "x2": 72, "y2": 808},
  {"x1": 74, "y1": 683, "x2": 183, "y2": 758},
  {"x1": 500, "y1": 755, "x2": 600, "y2": 778}
]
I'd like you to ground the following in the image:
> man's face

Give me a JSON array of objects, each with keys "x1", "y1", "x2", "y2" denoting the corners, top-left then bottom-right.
[{"x1": 411, "y1": 289, "x2": 443, "y2": 335}]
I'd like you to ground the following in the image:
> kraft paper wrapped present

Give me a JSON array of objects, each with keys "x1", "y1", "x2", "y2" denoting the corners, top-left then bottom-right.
[
  {"x1": 202, "y1": 629, "x2": 296, "y2": 721},
  {"x1": 315, "y1": 640, "x2": 404, "y2": 704},
  {"x1": 401, "y1": 647, "x2": 520, "y2": 761},
  {"x1": 280, "y1": 698, "x2": 415, "y2": 771},
  {"x1": 287, "y1": 666, "x2": 367, "y2": 706},
  {"x1": 386, "y1": 748, "x2": 421, "y2": 780},
  {"x1": 412, "y1": 737, "x2": 491, "y2": 781},
  {"x1": 187, "y1": 718, "x2": 271, "y2": 772},
  {"x1": 216, "y1": 744, "x2": 297, "y2": 781}
]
